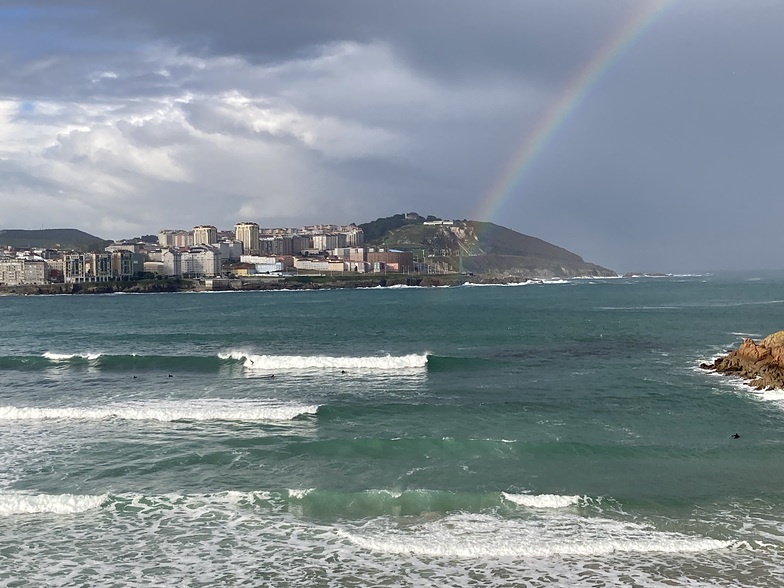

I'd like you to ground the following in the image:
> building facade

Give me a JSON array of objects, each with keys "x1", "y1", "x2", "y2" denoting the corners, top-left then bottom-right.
[
  {"x1": 192, "y1": 225, "x2": 218, "y2": 246},
  {"x1": 159, "y1": 230, "x2": 193, "y2": 248},
  {"x1": 87, "y1": 253, "x2": 113, "y2": 282},
  {"x1": 234, "y1": 222, "x2": 260, "y2": 255},
  {"x1": 218, "y1": 240, "x2": 244, "y2": 262},
  {"x1": 63, "y1": 254, "x2": 87, "y2": 283}
]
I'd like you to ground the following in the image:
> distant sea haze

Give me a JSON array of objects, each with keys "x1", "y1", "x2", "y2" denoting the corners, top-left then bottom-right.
[{"x1": 1, "y1": 272, "x2": 783, "y2": 586}]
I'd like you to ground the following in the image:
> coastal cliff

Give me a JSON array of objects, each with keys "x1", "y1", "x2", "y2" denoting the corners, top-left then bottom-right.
[{"x1": 701, "y1": 331, "x2": 784, "y2": 390}]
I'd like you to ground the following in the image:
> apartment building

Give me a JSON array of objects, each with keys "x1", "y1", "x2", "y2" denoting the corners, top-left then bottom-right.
[
  {"x1": 234, "y1": 222, "x2": 260, "y2": 254},
  {"x1": 192, "y1": 225, "x2": 218, "y2": 246},
  {"x1": 163, "y1": 246, "x2": 221, "y2": 277},
  {"x1": 87, "y1": 253, "x2": 112, "y2": 282},
  {"x1": 312, "y1": 233, "x2": 347, "y2": 252},
  {"x1": 159, "y1": 230, "x2": 193, "y2": 248},
  {"x1": 218, "y1": 240, "x2": 243, "y2": 262},
  {"x1": 64, "y1": 253, "x2": 87, "y2": 283}
]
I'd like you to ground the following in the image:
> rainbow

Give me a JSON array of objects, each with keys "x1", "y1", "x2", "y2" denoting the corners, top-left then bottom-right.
[{"x1": 474, "y1": 0, "x2": 673, "y2": 225}]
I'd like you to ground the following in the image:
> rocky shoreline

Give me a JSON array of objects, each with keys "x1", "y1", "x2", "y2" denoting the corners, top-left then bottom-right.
[
  {"x1": 701, "y1": 331, "x2": 784, "y2": 390},
  {"x1": 0, "y1": 272, "x2": 590, "y2": 296}
]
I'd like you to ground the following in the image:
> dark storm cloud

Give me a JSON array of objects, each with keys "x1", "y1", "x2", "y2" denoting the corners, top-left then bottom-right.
[
  {"x1": 1, "y1": 0, "x2": 783, "y2": 272},
  {"x1": 61, "y1": 1, "x2": 632, "y2": 75}
]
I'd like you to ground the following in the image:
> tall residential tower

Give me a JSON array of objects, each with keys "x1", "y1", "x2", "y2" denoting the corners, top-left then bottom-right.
[
  {"x1": 193, "y1": 225, "x2": 218, "y2": 246},
  {"x1": 234, "y1": 222, "x2": 260, "y2": 255}
]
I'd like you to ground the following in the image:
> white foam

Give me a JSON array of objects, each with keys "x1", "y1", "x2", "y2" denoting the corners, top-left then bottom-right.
[
  {"x1": 0, "y1": 399, "x2": 318, "y2": 422},
  {"x1": 220, "y1": 351, "x2": 428, "y2": 371},
  {"x1": 0, "y1": 492, "x2": 107, "y2": 515},
  {"x1": 42, "y1": 351, "x2": 102, "y2": 361},
  {"x1": 339, "y1": 512, "x2": 737, "y2": 559},
  {"x1": 462, "y1": 280, "x2": 570, "y2": 288},
  {"x1": 756, "y1": 389, "x2": 784, "y2": 402},
  {"x1": 502, "y1": 492, "x2": 581, "y2": 508},
  {"x1": 288, "y1": 488, "x2": 315, "y2": 499},
  {"x1": 115, "y1": 490, "x2": 274, "y2": 511}
]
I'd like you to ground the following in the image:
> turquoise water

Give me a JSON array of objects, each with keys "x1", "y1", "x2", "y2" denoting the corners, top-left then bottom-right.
[{"x1": 1, "y1": 274, "x2": 784, "y2": 586}]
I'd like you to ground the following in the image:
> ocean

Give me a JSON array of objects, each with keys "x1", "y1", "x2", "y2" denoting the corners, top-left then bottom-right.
[{"x1": 1, "y1": 273, "x2": 784, "y2": 586}]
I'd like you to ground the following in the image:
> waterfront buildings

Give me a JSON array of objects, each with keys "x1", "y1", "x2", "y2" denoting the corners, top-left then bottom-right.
[
  {"x1": 0, "y1": 217, "x2": 437, "y2": 286},
  {"x1": 0, "y1": 257, "x2": 48, "y2": 285}
]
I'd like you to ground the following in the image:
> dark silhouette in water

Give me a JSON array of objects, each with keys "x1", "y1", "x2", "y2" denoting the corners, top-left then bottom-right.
[
  {"x1": 168, "y1": 374, "x2": 173, "y2": 378},
  {"x1": 731, "y1": 433, "x2": 740, "y2": 439}
]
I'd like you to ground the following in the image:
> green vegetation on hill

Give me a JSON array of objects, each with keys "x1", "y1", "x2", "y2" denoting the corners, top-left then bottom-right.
[
  {"x1": 361, "y1": 214, "x2": 615, "y2": 278},
  {"x1": 358, "y1": 212, "x2": 441, "y2": 242},
  {"x1": 0, "y1": 229, "x2": 111, "y2": 252}
]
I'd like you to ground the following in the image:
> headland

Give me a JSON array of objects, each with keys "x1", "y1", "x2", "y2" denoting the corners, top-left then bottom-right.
[{"x1": 701, "y1": 331, "x2": 784, "y2": 390}]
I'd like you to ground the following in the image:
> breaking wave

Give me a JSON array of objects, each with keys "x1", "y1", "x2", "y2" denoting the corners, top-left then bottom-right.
[
  {"x1": 0, "y1": 492, "x2": 108, "y2": 515},
  {"x1": 502, "y1": 492, "x2": 582, "y2": 508},
  {"x1": 220, "y1": 351, "x2": 428, "y2": 371},
  {"x1": 0, "y1": 400, "x2": 318, "y2": 422},
  {"x1": 339, "y1": 511, "x2": 738, "y2": 559}
]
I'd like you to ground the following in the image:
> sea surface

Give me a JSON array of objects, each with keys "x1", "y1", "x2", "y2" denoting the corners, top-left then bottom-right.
[{"x1": 2, "y1": 273, "x2": 784, "y2": 586}]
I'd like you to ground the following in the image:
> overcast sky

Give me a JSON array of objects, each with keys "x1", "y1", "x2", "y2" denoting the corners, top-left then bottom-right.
[{"x1": 1, "y1": 0, "x2": 782, "y2": 272}]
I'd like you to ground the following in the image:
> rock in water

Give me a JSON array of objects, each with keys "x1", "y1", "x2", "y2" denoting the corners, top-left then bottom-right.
[{"x1": 701, "y1": 331, "x2": 784, "y2": 390}]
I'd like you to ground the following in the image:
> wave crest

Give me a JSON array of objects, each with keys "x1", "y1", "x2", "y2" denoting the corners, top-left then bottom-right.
[
  {"x1": 0, "y1": 400, "x2": 318, "y2": 422},
  {"x1": 339, "y1": 512, "x2": 737, "y2": 559},
  {"x1": 0, "y1": 492, "x2": 108, "y2": 515},
  {"x1": 42, "y1": 351, "x2": 102, "y2": 362},
  {"x1": 220, "y1": 351, "x2": 428, "y2": 371},
  {"x1": 501, "y1": 492, "x2": 581, "y2": 508}
]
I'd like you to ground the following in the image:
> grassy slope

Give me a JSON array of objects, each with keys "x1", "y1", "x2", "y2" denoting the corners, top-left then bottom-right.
[
  {"x1": 0, "y1": 229, "x2": 112, "y2": 252},
  {"x1": 372, "y1": 220, "x2": 615, "y2": 277}
]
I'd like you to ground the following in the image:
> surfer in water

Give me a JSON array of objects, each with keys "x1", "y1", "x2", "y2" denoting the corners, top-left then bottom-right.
[{"x1": 731, "y1": 433, "x2": 740, "y2": 439}]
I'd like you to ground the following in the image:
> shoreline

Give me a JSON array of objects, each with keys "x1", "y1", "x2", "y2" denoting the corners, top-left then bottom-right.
[{"x1": 0, "y1": 271, "x2": 616, "y2": 296}]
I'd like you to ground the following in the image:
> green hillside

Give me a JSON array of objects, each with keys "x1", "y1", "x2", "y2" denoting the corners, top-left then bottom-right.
[
  {"x1": 0, "y1": 229, "x2": 111, "y2": 252},
  {"x1": 361, "y1": 215, "x2": 615, "y2": 278}
]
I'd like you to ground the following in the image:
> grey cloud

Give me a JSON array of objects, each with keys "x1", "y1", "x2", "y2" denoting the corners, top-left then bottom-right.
[{"x1": 1, "y1": 0, "x2": 784, "y2": 272}]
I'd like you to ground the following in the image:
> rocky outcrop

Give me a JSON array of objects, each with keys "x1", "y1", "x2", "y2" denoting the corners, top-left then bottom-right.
[{"x1": 701, "y1": 331, "x2": 784, "y2": 390}]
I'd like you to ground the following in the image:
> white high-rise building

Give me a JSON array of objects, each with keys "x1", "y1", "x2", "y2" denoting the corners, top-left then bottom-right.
[
  {"x1": 193, "y1": 225, "x2": 218, "y2": 245},
  {"x1": 234, "y1": 222, "x2": 260, "y2": 254},
  {"x1": 159, "y1": 229, "x2": 193, "y2": 248}
]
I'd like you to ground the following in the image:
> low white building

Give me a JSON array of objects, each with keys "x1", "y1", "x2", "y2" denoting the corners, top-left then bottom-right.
[
  {"x1": 240, "y1": 254, "x2": 275, "y2": 265},
  {"x1": 294, "y1": 258, "x2": 346, "y2": 273},
  {"x1": 254, "y1": 262, "x2": 285, "y2": 274}
]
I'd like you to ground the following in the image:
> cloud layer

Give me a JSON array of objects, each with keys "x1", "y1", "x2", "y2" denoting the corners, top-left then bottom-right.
[{"x1": 1, "y1": 0, "x2": 783, "y2": 272}]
